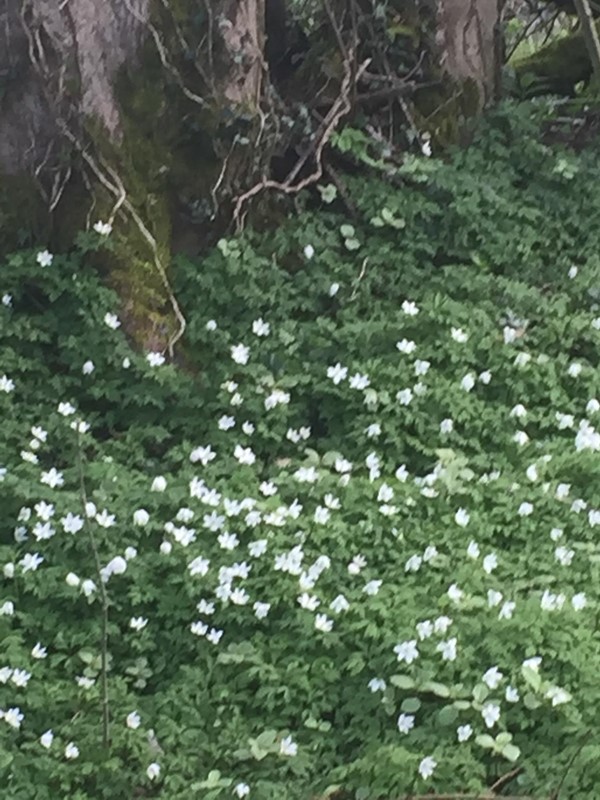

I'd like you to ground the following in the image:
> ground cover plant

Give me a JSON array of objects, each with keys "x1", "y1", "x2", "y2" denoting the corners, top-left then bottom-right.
[{"x1": 1, "y1": 103, "x2": 600, "y2": 799}]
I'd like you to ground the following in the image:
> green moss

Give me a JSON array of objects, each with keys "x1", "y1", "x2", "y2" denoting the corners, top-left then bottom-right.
[{"x1": 513, "y1": 29, "x2": 592, "y2": 97}]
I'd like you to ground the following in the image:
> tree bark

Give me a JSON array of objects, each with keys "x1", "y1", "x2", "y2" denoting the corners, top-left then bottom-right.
[{"x1": 435, "y1": 0, "x2": 502, "y2": 109}]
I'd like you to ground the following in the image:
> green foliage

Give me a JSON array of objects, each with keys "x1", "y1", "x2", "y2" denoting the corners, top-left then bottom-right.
[{"x1": 1, "y1": 103, "x2": 600, "y2": 799}]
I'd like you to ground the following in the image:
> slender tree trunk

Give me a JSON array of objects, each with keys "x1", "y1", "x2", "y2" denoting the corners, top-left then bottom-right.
[{"x1": 435, "y1": 0, "x2": 502, "y2": 109}]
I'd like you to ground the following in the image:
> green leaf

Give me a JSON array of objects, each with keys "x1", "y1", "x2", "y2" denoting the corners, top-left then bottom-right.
[
  {"x1": 475, "y1": 734, "x2": 496, "y2": 749},
  {"x1": 502, "y1": 743, "x2": 521, "y2": 762},
  {"x1": 400, "y1": 697, "x2": 421, "y2": 713},
  {"x1": 390, "y1": 674, "x2": 416, "y2": 689},
  {"x1": 420, "y1": 680, "x2": 450, "y2": 698}
]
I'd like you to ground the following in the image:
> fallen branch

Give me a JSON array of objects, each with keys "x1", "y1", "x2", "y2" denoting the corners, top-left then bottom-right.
[{"x1": 233, "y1": 54, "x2": 370, "y2": 230}]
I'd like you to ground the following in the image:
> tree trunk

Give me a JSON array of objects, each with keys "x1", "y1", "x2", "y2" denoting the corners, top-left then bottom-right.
[{"x1": 435, "y1": 0, "x2": 502, "y2": 109}]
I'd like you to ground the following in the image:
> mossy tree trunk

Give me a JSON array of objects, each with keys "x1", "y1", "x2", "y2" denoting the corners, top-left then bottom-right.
[{"x1": 0, "y1": 0, "x2": 503, "y2": 349}]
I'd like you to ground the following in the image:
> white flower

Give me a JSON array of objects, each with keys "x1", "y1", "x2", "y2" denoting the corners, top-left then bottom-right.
[
  {"x1": 483, "y1": 553, "x2": 498, "y2": 574},
  {"x1": 252, "y1": 318, "x2": 270, "y2": 336},
  {"x1": 513, "y1": 430, "x2": 529, "y2": 446},
  {"x1": 479, "y1": 370, "x2": 492, "y2": 384},
  {"x1": 348, "y1": 554, "x2": 367, "y2": 575},
  {"x1": 451, "y1": 327, "x2": 468, "y2": 343},
  {"x1": 66, "y1": 572, "x2": 80, "y2": 587},
  {"x1": 0, "y1": 375, "x2": 15, "y2": 393},
  {"x1": 190, "y1": 445, "x2": 216, "y2": 465},
  {"x1": 349, "y1": 372, "x2": 370, "y2": 390},
  {"x1": 368, "y1": 678, "x2": 386, "y2": 693},
  {"x1": 191, "y1": 621, "x2": 208, "y2": 636},
  {"x1": 397, "y1": 713, "x2": 415, "y2": 734},
  {"x1": 416, "y1": 620, "x2": 433, "y2": 640},
  {"x1": 122, "y1": 357, "x2": 131, "y2": 368},
  {"x1": 514, "y1": 352, "x2": 531, "y2": 368},
  {"x1": 93, "y1": 220, "x2": 112, "y2": 235},
  {"x1": 461, "y1": 373, "x2": 475, "y2": 392},
  {"x1": 455, "y1": 508, "x2": 469, "y2": 527},
  {"x1": 510, "y1": 404, "x2": 527, "y2": 419},
  {"x1": 234, "y1": 783, "x2": 250, "y2": 798},
  {"x1": 503, "y1": 326, "x2": 517, "y2": 344},
  {"x1": 29, "y1": 641, "x2": 47, "y2": 661},
  {"x1": 448, "y1": 584, "x2": 463, "y2": 603},
  {"x1": 253, "y1": 601, "x2": 271, "y2": 619},
  {"x1": 523, "y1": 656, "x2": 542, "y2": 672},
  {"x1": 81, "y1": 579, "x2": 97, "y2": 597},
  {"x1": 396, "y1": 338, "x2": 416, "y2": 354},
  {"x1": 506, "y1": 686, "x2": 520, "y2": 702},
  {"x1": 467, "y1": 540, "x2": 480, "y2": 559},
  {"x1": 304, "y1": 244, "x2": 315, "y2": 259},
  {"x1": 280, "y1": 735, "x2": 298, "y2": 756},
  {"x1": 248, "y1": 539, "x2": 268, "y2": 558},
  {"x1": 96, "y1": 509, "x2": 116, "y2": 528},
  {"x1": 76, "y1": 676, "x2": 95, "y2": 689},
  {"x1": 556, "y1": 483, "x2": 570, "y2": 500},
  {"x1": 264, "y1": 389, "x2": 290, "y2": 410},
  {"x1": 231, "y1": 344, "x2": 250, "y2": 365},
  {"x1": 82, "y1": 359, "x2": 95, "y2": 375},
  {"x1": 483, "y1": 666, "x2": 503, "y2": 689},
  {"x1": 555, "y1": 546, "x2": 574, "y2": 566},
  {"x1": 234, "y1": 445, "x2": 255, "y2": 465},
  {"x1": 572, "y1": 592, "x2": 587, "y2": 611},
  {"x1": 518, "y1": 501, "x2": 534, "y2": 517},
  {"x1": 242, "y1": 421, "x2": 255, "y2": 435},
  {"x1": 2, "y1": 293, "x2": 12, "y2": 306},
  {"x1": 41, "y1": 467, "x2": 64, "y2": 488},
  {"x1": 499, "y1": 601, "x2": 516, "y2": 620},
  {"x1": 433, "y1": 617, "x2": 452, "y2": 634},
  {"x1": 418, "y1": 756, "x2": 437, "y2": 779},
  {"x1": 327, "y1": 363, "x2": 347, "y2": 385},
  {"x1": 457, "y1": 724, "x2": 473, "y2": 742},
  {"x1": 567, "y1": 362, "x2": 582, "y2": 378},
  {"x1": 146, "y1": 352, "x2": 165, "y2": 367},
  {"x1": 40, "y1": 730, "x2": 54, "y2": 748},
  {"x1": 126, "y1": 711, "x2": 141, "y2": 730},
  {"x1": 557, "y1": 412, "x2": 575, "y2": 430},
  {"x1": 423, "y1": 545, "x2": 438, "y2": 562},
  {"x1": 365, "y1": 423, "x2": 381, "y2": 438},
  {"x1": 363, "y1": 579, "x2": 382, "y2": 596},
  {"x1": 0, "y1": 601, "x2": 14, "y2": 616},
  {"x1": 328, "y1": 281, "x2": 340, "y2": 296},
  {"x1": 151, "y1": 476, "x2": 167, "y2": 492},
  {"x1": 396, "y1": 388, "x2": 413, "y2": 405},
  {"x1": 545, "y1": 686, "x2": 571, "y2": 706},
  {"x1": 440, "y1": 418, "x2": 453, "y2": 434},
  {"x1": 414, "y1": 359, "x2": 430, "y2": 376},
  {"x1": 11, "y1": 669, "x2": 31, "y2": 689},
  {"x1": 437, "y1": 637, "x2": 457, "y2": 661},
  {"x1": 132, "y1": 509, "x2": 150, "y2": 527},
  {"x1": 130, "y1": 616, "x2": 148, "y2": 631},
  {"x1": 3, "y1": 707, "x2": 24, "y2": 729},
  {"x1": 576, "y1": 420, "x2": 600, "y2": 452},
  {"x1": 188, "y1": 556, "x2": 210, "y2": 577},
  {"x1": 65, "y1": 742, "x2": 79, "y2": 759},
  {"x1": 587, "y1": 398, "x2": 600, "y2": 415},
  {"x1": 147, "y1": 762, "x2": 161, "y2": 780},
  {"x1": 20, "y1": 552, "x2": 44, "y2": 572},
  {"x1": 104, "y1": 312, "x2": 120, "y2": 329},
  {"x1": 37, "y1": 249, "x2": 53, "y2": 267},
  {"x1": 405, "y1": 554, "x2": 422, "y2": 573},
  {"x1": 481, "y1": 702, "x2": 500, "y2": 728},
  {"x1": 394, "y1": 640, "x2": 419, "y2": 664},
  {"x1": 402, "y1": 300, "x2": 419, "y2": 316},
  {"x1": 315, "y1": 614, "x2": 333, "y2": 632}
]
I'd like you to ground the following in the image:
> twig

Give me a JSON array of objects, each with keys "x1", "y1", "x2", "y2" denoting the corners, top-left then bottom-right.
[
  {"x1": 233, "y1": 55, "x2": 370, "y2": 229},
  {"x1": 75, "y1": 430, "x2": 110, "y2": 749},
  {"x1": 350, "y1": 257, "x2": 368, "y2": 300},
  {"x1": 490, "y1": 766, "x2": 523, "y2": 793}
]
